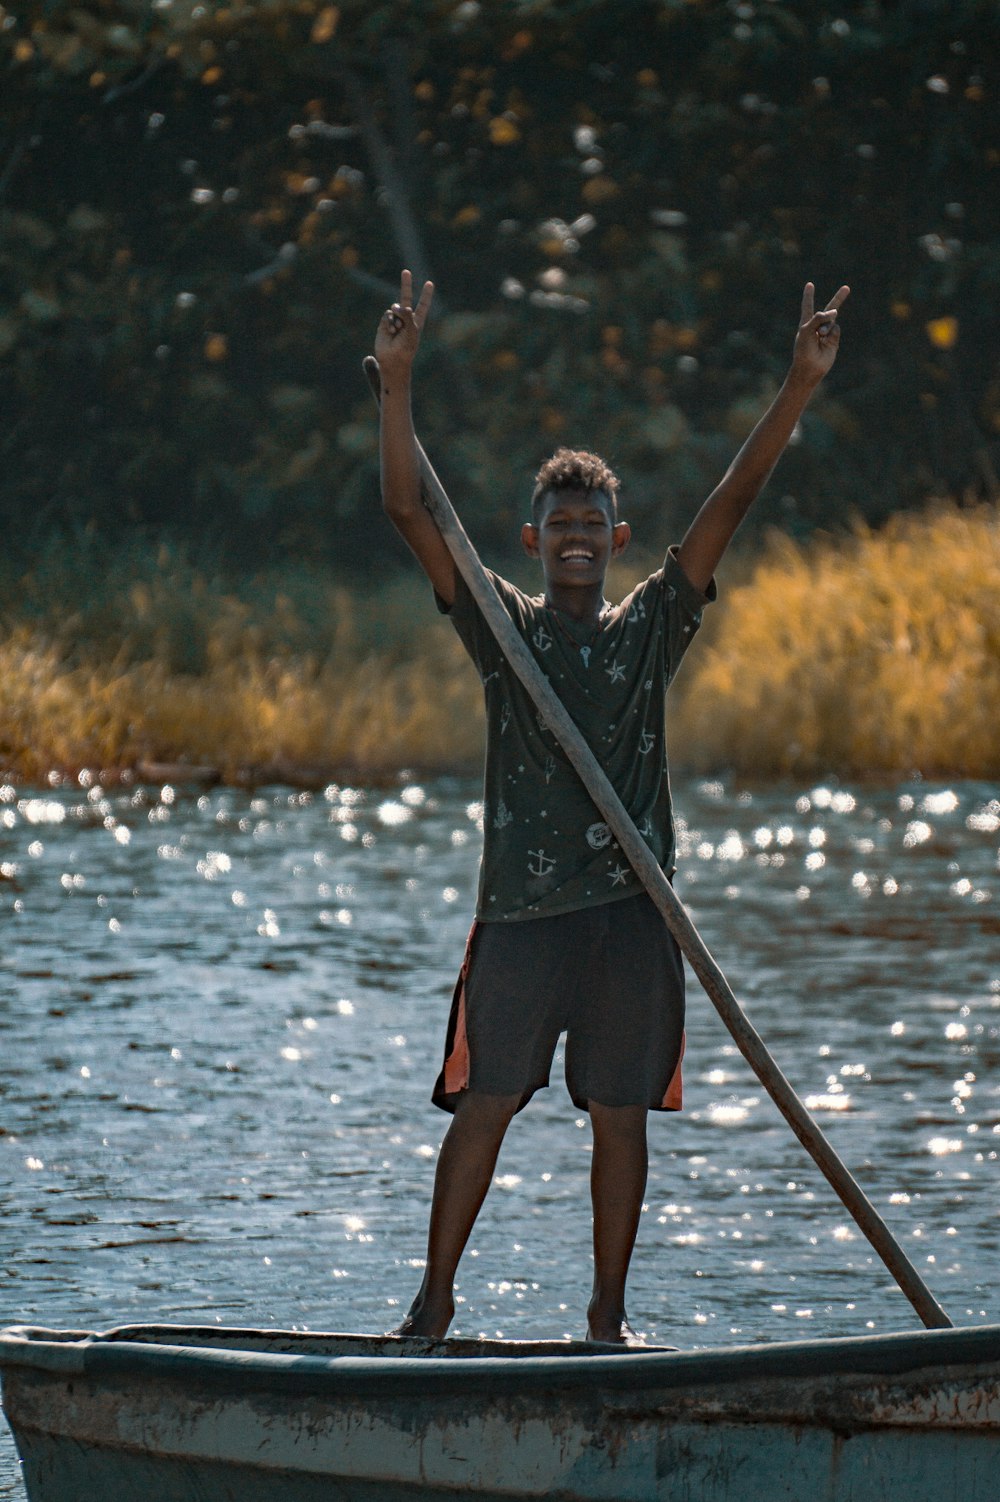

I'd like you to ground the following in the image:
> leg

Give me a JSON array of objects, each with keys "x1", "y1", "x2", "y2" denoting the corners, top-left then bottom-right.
[
  {"x1": 394, "y1": 1089, "x2": 521, "y2": 1338},
  {"x1": 586, "y1": 1101, "x2": 648, "y2": 1344}
]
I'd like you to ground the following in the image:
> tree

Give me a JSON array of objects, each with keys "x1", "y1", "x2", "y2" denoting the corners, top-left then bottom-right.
[{"x1": 2, "y1": 1, "x2": 997, "y2": 565}]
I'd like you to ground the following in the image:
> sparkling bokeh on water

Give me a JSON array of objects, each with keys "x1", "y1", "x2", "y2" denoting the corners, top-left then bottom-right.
[{"x1": 1, "y1": 774, "x2": 999, "y2": 1494}]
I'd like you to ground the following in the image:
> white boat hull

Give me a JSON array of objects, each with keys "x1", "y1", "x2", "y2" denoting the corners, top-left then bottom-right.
[{"x1": 2, "y1": 1323, "x2": 999, "y2": 1500}]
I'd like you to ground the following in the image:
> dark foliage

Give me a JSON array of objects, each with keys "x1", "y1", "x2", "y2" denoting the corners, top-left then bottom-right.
[{"x1": 1, "y1": 0, "x2": 998, "y2": 569}]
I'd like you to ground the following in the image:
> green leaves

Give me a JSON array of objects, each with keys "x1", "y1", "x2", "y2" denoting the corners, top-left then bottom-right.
[{"x1": 2, "y1": 0, "x2": 998, "y2": 562}]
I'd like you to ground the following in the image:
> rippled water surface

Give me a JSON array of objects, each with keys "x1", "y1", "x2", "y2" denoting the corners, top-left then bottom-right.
[{"x1": 2, "y1": 773, "x2": 999, "y2": 1493}]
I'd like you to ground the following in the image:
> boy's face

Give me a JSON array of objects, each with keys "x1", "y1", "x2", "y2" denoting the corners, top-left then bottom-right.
[{"x1": 521, "y1": 487, "x2": 630, "y2": 589}]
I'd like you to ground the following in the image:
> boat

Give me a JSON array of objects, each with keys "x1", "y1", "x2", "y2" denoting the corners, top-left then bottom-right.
[{"x1": 2, "y1": 1320, "x2": 999, "y2": 1500}]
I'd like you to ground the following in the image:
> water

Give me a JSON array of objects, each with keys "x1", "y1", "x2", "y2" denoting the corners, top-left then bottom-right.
[{"x1": 1, "y1": 773, "x2": 998, "y2": 1493}]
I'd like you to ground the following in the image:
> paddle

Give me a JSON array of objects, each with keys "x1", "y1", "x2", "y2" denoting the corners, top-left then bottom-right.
[{"x1": 363, "y1": 354, "x2": 953, "y2": 1332}]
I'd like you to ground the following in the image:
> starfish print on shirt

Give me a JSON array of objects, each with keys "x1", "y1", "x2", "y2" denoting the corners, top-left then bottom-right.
[
  {"x1": 605, "y1": 659, "x2": 626, "y2": 685},
  {"x1": 608, "y1": 863, "x2": 629, "y2": 886}
]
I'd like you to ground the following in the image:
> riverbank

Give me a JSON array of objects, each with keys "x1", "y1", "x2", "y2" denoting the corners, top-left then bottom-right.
[
  {"x1": 1, "y1": 502, "x2": 997, "y2": 785},
  {"x1": 0, "y1": 535, "x2": 483, "y2": 785},
  {"x1": 671, "y1": 500, "x2": 1000, "y2": 778}
]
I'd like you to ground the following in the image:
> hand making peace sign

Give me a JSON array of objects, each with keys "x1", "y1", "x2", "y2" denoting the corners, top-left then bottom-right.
[
  {"x1": 374, "y1": 268, "x2": 435, "y2": 377},
  {"x1": 791, "y1": 281, "x2": 851, "y2": 386}
]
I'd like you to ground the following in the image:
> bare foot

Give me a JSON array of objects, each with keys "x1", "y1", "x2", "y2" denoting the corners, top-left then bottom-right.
[
  {"x1": 388, "y1": 1292, "x2": 454, "y2": 1340},
  {"x1": 586, "y1": 1307, "x2": 647, "y2": 1347}
]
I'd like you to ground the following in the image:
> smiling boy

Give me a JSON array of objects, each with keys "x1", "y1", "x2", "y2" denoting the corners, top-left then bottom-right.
[{"x1": 375, "y1": 269, "x2": 847, "y2": 1343}]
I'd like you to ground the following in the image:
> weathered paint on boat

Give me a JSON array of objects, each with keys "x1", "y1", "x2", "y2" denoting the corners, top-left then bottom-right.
[{"x1": 2, "y1": 1322, "x2": 999, "y2": 1501}]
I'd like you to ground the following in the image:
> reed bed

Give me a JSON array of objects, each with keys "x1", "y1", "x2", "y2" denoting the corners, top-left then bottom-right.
[
  {"x1": 670, "y1": 502, "x2": 1000, "y2": 779},
  {"x1": 1, "y1": 503, "x2": 997, "y2": 785},
  {"x1": 0, "y1": 538, "x2": 482, "y2": 784}
]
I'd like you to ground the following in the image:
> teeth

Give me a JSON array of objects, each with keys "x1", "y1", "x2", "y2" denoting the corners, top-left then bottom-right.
[{"x1": 561, "y1": 550, "x2": 592, "y2": 560}]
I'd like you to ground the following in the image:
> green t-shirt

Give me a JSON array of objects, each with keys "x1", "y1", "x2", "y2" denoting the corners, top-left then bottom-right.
[{"x1": 442, "y1": 547, "x2": 714, "y2": 922}]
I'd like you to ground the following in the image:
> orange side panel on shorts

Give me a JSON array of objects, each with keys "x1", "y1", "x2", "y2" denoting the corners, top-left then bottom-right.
[
  {"x1": 442, "y1": 921, "x2": 477, "y2": 1096},
  {"x1": 660, "y1": 1031, "x2": 685, "y2": 1111}
]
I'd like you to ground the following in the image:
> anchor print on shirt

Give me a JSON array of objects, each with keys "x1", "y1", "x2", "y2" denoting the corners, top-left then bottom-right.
[
  {"x1": 532, "y1": 624, "x2": 553, "y2": 653},
  {"x1": 492, "y1": 798, "x2": 513, "y2": 830},
  {"x1": 543, "y1": 754, "x2": 556, "y2": 784},
  {"x1": 500, "y1": 703, "x2": 511, "y2": 735},
  {"x1": 626, "y1": 598, "x2": 647, "y2": 624},
  {"x1": 638, "y1": 729, "x2": 655, "y2": 756},
  {"x1": 527, "y1": 849, "x2": 556, "y2": 878},
  {"x1": 638, "y1": 815, "x2": 654, "y2": 839}
]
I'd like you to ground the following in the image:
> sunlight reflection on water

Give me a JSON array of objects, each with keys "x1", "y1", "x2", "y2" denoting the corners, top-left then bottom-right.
[{"x1": 1, "y1": 773, "x2": 999, "y2": 1489}]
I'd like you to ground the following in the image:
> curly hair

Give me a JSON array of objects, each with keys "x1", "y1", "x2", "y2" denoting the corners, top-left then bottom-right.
[{"x1": 530, "y1": 447, "x2": 620, "y2": 523}]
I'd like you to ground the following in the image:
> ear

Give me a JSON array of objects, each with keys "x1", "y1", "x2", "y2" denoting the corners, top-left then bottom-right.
[
  {"x1": 611, "y1": 521, "x2": 631, "y2": 556},
  {"x1": 521, "y1": 522, "x2": 540, "y2": 557}
]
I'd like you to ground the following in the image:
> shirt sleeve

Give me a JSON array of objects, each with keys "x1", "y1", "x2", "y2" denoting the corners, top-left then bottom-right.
[
  {"x1": 660, "y1": 546, "x2": 717, "y2": 685},
  {"x1": 435, "y1": 568, "x2": 527, "y2": 681}
]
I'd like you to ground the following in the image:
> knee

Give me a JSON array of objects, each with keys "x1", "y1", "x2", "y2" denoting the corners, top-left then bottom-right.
[
  {"x1": 453, "y1": 1089, "x2": 521, "y2": 1137},
  {"x1": 589, "y1": 1102, "x2": 648, "y2": 1143}
]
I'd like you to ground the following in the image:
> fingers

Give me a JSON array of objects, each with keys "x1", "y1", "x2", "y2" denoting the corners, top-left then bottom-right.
[
  {"x1": 804, "y1": 310, "x2": 840, "y2": 343},
  {"x1": 393, "y1": 270, "x2": 434, "y2": 329},
  {"x1": 798, "y1": 281, "x2": 849, "y2": 349},
  {"x1": 414, "y1": 279, "x2": 435, "y2": 329},
  {"x1": 800, "y1": 281, "x2": 815, "y2": 323},
  {"x1": 379, "y1": 281, "x2": 433, "y2": 347},
  {"x1": 801, "y1": 281, "x2": 850, "y2": 326}
]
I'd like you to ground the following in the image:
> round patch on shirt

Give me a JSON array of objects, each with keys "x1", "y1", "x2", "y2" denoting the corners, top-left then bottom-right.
[{"x1": 586, "y1": 821, "x2": 613, "y2": 850}]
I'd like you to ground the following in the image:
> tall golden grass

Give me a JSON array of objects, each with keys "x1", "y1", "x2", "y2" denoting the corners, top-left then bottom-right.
[
  {"x1": 1, "y1": 503, "x2": 997, "y2": 784},
  {"x1": 669, "y1": 502, "x2": 1000, "y2": 778},
  {"x1": 0, "y1": 538, "x2": 482, "y2": 783}
]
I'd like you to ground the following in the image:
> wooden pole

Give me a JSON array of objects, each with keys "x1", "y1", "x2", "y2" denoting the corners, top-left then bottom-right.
[{"x1": 364, "y1": 356, "x2": 953, "y2": 1332}]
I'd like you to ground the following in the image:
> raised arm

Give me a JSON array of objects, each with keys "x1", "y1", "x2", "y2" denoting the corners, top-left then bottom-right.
[
  {"x1": 676, "y1": 281, "x2": 850, "y2": 595},
  {"x1": 375, "y1": 269, "x2": 456, "y2": 605}
]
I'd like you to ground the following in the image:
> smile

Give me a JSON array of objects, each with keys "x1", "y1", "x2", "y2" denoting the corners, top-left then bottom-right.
[{"x1": 560, "y1": 549, "x2": 594, "y2": 561}]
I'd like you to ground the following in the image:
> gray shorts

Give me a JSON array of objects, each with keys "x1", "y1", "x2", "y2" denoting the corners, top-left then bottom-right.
[{"x1": 433, "y1": 892, "x2": 685, "y2": 1114}]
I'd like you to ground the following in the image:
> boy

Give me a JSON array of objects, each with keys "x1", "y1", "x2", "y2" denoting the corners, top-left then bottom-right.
[{"x1": 376, "y1": 269, "x2": 848, "y2": 1343}]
